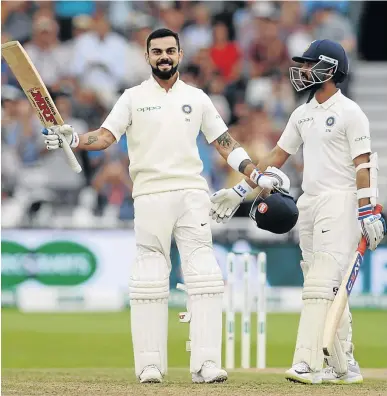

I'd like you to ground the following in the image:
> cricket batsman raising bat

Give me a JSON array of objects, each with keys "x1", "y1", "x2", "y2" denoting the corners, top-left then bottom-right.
[
  {"x1": 1, "y1": 41, "x2": 82, "y2": 173},
  {"x1": 27, "y1": 28, "x2": 279, "y2": 384},
  {"x1": 209, "y1": 39, "x2": 386, "y2": 384}
]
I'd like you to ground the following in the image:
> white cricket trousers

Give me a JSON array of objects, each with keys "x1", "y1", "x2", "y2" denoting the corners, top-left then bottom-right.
[
  {"x1": 133, "y1": 189, "x2": 214, "y2": 265},
  {"x1": 297, "y1": 190, "x2": 361, "y2": 272}
]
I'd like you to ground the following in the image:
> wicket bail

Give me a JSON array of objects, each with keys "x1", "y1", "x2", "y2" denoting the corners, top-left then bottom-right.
[{"x1": 225, "y1": 251, "x2": 267, "y2": 369}]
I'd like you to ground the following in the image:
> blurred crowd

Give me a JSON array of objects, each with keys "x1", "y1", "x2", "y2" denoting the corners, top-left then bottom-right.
[{"x1": 1, "y1": 1, "x2": 358, "y2": 228}]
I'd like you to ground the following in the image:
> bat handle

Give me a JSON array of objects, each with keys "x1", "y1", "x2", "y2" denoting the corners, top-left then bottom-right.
[
  {"x1": 357, "y1": 204, "x2": 384, "y2": 255},
  {"x1": 57, "y1": 132, "x2": 82, "y2": 173}
]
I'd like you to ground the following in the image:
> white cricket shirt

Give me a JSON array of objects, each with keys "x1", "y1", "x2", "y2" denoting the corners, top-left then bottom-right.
[
  {"x1": 277, "y1": 90, "x2": 371, "y2": 195},
  {"x1": 101, "y1": 75, "x2": 228, "y2": 198}
]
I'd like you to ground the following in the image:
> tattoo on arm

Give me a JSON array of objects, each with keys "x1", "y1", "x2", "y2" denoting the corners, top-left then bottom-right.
[
  {"x1": 84, "y1": 136, "x2": 98, "y2": 146},
  {"x1": 238, "y1": 159, "x2": 253, "y2": 173},
  {"x1": 216, "y1": 132, "x2": 240, "y2": 150}
]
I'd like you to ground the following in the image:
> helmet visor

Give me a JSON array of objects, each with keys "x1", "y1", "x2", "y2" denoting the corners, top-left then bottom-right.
[{"x1": 289, "y1": 55, "x2": 338, "y2": 92}]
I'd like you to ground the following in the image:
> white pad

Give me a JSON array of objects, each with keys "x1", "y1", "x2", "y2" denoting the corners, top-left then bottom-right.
[
  {"x1": 300, "y1": 260, "x2": 311, "y2": 280},
  {"x1": 325, "y1": 303, "x2": 353, "y2": 374},
  {"x1": 182, "y1": 247, "x2": 224, "y2": 372},
  {"x1": 356, "y1": 152, "x2": 378, "y2": 206},
  {"x1": 189, "y1": 293, "x2": 223, "y2": 372},
  {"x1": 293, "y1": 252, "x2": 347, "y2": 373},
  {"x1": 129, "y1": 252, "x2": 170, "y2": 377}
]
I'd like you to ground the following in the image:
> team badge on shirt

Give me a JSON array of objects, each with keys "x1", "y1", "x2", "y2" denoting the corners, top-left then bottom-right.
[
  {"x1": 182, "y1": 104, "x2": 192, "y2": 114},
  {"x1": 326, "y1": 116, "x2": 335, "y2": 127}
]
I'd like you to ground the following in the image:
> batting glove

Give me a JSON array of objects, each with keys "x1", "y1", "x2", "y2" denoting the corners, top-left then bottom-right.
[
  {"x1": 358, "y1": 204, "x2": 386, "y2": 250},
  {"x1": 42, "y1": 124, "x2": 79, "y2": 150},
  {"x1": 209, "y1": 180, "x2": 253, "y2": 223}
]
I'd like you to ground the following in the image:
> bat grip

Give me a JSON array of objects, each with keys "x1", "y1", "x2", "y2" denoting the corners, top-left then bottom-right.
[
  {"x1": 57, "y1": 132, "x2": 82, "y2": 173},
  {"x1": 358, "y1": 204, "x2": 383, "y2": 255}
]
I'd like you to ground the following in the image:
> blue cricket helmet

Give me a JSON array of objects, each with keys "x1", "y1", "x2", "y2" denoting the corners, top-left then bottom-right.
[
  {"x1": 290, "y1": 39, "x2": 349, "y2": 92},
  {"x1": 249, "y1": 190, "x2": 299, "y2": 234}
]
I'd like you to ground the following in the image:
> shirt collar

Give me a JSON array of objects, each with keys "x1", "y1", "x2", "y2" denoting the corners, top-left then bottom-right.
[
  {"x1": 309, "y1": 89, "x2": 342, "y2": 109},
  {"x1": 149, "y1": 73, "x2": 180, "y2": 92}
]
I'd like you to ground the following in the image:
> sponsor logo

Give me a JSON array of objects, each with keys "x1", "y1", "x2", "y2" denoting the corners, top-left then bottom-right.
[
  {"x1": 201, "y1": 223, "x2": 207, "y2": 226},
  {"x1": 298, "y1": 117, "x2": 313, "y2": 124},
  {"x1": 137, "y1": 106, "x2": 161, "y2": 112},
  {"x1": 236, "y1": 185, "x2": 247, "y2": 195},
  {"x1": 258, "y1": 202, "x2": 268, "y2": 214},
  {"x1": 333, "y1": 286, "x2": 338, "y2": 295},
  {"x1": 326, "y1": 116, "x2": 335, "y2": 127},
  {"x1": 1, "y1": 240, "x2": 97, "y2": 289},
  {"x1": 346, "y1": 254, "x2": 362, "y2": 294},
  {"x1": 322, "y1": 229, "x2": 330, "y2": 233},
  {"x1": 355, "y1": 136, "x2": 370, "y2": 142},
  {"x1": 182, "y1": 104, "x2": 192, "y2": 114},
  {"x1": 29, "y1": 88, "x2": 57, "y2": 124}
]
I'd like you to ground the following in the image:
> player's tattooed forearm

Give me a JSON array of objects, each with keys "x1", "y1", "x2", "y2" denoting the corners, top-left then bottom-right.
[
  {"x1": 216, "y1": 132, "x2": 232, "y2": 147},
  {"x1": 216, "y1": 132, "x2": 240, "y2": 150},
  {"x1": 85, "y1": 136, "x2": 98, "y2": 145},
  {"x1": 238, "y1": 159, "x2": 253, "y2": 173}
]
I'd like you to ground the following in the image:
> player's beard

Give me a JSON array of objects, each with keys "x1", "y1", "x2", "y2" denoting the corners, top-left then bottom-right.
[{"x1": 152, "y1": 61, "x2": 179, "y2": 80}]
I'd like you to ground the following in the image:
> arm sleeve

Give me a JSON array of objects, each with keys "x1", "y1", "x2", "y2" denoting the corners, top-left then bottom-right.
[
  {"x1": 345, "y1": 107, "x2": 371, "y2": 159},
  {"x1": 277, "y1": 111, "x2": 303, "y2": 155},
  {"x1": 101, "y1": 90, "x2": 132, "y2": 143},
  {"x1": 200, "y1": 91, "x2": 228, "y2": 143}
]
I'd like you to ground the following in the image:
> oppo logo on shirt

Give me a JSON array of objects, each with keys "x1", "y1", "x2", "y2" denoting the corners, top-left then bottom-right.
[
  {"x1": 355, "y1": 136, "x2": 370, "y2": 142},
  {"x1": 298, "y1": 117, "x2": 314, "y2": 124},
  {"x1": 137, "y1": 106, "x2": 162, "y2": 112}
]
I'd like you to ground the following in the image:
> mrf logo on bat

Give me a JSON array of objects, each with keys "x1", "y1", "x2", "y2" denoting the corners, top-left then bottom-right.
[
  {"x1": 28, "y1": 88, "x2": 58, "y2": 125},
  {"x1": 345, "y1": 254, "x2": 362, "y2": 295}
]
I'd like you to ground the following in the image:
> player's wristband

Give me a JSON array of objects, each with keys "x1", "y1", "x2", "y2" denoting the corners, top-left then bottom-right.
[
  {"x1": 358, "y1": 204, "x2": 373, "y2": 220},
  {"x1": 232, "y1": 179, "x2": 254, "y2": 198},
  {"x1": 249, "y1": 168, "x2": 263, "y2": 185},
  {"x1": 227, "y1": 147, "x2": 252, "y2": 172},
  {"x1": 70, "y1": 132, "x2": 79, "y2": 148}
]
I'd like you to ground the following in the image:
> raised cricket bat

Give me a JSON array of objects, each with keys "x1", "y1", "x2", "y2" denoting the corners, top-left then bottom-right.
[
  {"x1": 1, "y1": 41, "x2": 82, "y2": 173},
  {"x1": 323, "y1": 203, "x2": 383, "y2": 357}
]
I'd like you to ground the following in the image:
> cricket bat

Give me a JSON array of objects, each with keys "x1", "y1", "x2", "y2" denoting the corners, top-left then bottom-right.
[
  {"x1": 1, "y1": 41, "x2": 82, "y2": 173},
  {"x1": 323, "y1": 203, "x2": 383, "y2": 357}
]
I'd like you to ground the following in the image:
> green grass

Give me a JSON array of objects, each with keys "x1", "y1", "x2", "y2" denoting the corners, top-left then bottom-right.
[{"x1": 2, "y1": 309, "x2": 387, "y2": 369}]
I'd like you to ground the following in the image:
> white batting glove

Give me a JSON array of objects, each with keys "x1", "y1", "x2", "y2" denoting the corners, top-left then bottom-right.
[
  {"x1": 358, "y1": 204, "x2": 386, "y2": 250},
  {"x1": 42, "y1": 124, "x2": 79, "y2": 150},
  {"x1": 264, "y1": 166, "x2": 290, "y2": 193},
  {"x1": 210, "y1": 180, "x2": 253, "y2": 223},
  {"x1": 250, "y1": 168, "x2": 279, "y2": 190}
]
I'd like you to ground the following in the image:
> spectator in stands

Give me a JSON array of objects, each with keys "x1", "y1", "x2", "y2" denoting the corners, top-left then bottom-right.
[
  {"x1": 88, "y1": 134, "x2": 133, "y2": 221},
  {"x1": 264, "y1": 71, "x2": 296, "y2": 129},
  {"x1": 2, "y1": 1, "x2": 33, "y2": 44},
  {"x1": 124, "y1": 26, "x2": 153, "y2": 88},
  {"x1": 190, "y1": 47, "x2": 217, "y2": 88},
  {"x1": 69, "y1": 11, "x2": 128, "y2": 108},
  {"x1": 157, "y1": 4, "x2": 185, "y2": 34},
  {"x1": 210, "y1": 21, "x2": 242, "y2": 82},
  {"x1": 54, "y1": 0, "x2": 96, "y2": 41},
  {"x1": 2, "y1": 86, "x2": 44, "y2": 168},
  {"x1": 248, "y1": 7, "x2": 289, "y2": 77},
  {"x1": 180, "y1": 64, "x2": 200, "y2": 88},
  {"x1": 181, "y1": 3, "x2": 213, "y2": 62},
  {"x1": 309, "y1": 5, "x2": 356, "y2": 95},
  {"x1": 63, "y1": 15, "x2": 93, "y2": 67},
  {"x1": 233, "y1": 1, "x2": 259, "y2": 60},
  {"x1": 72, "y1": 14, "x2": 93, "y2": 39},
  {"x1": 24, "y1": 16, "x2": 71, "y2": 89},
  {"x1": 207, "y1": 73, "x2": 231, "y2": 124},
  {"x1": 281, "y1": 2, "x2": 314, "y2": 59}
]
